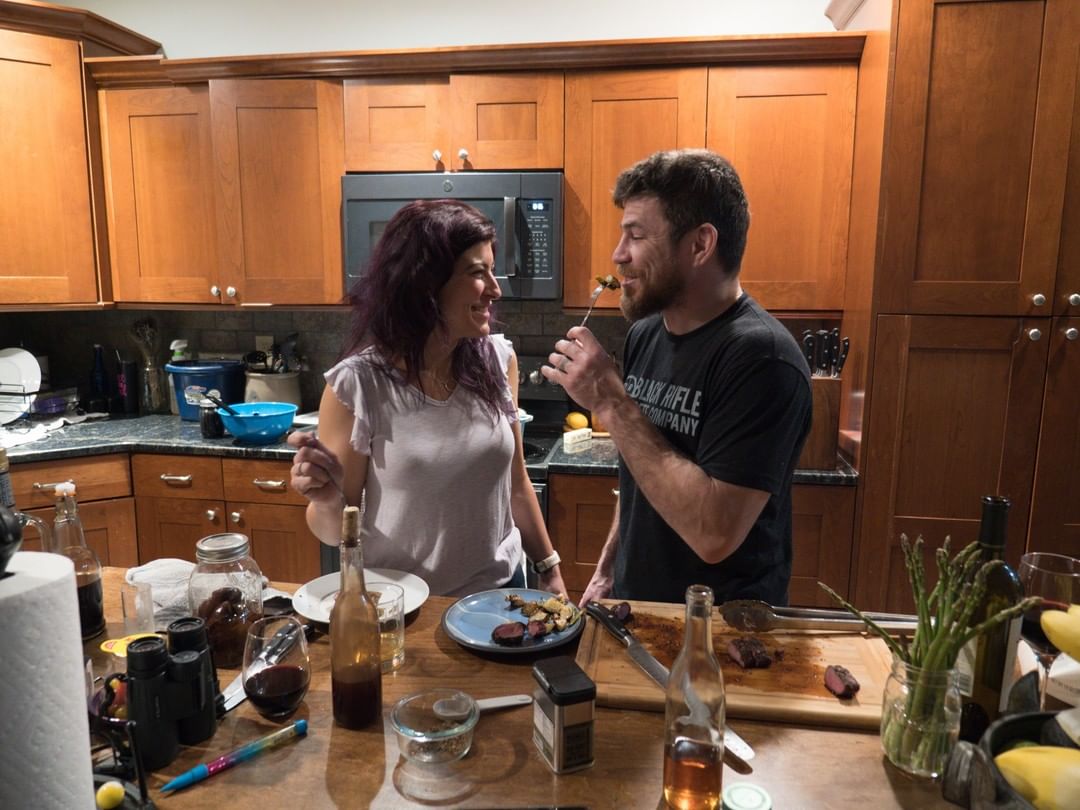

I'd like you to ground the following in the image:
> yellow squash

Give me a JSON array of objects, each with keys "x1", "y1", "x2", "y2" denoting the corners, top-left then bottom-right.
[
  {"x1": 994, "y1": 746, "x2": 1080, "y2": 810},
  {"x1": 1041, "y1": 604, "x2": 1080, "y2": 662}
]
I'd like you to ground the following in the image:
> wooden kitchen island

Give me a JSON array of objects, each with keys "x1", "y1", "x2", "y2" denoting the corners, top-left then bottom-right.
[{"x1": 88, "y1": 568, "x2": 951, "y2": 808}]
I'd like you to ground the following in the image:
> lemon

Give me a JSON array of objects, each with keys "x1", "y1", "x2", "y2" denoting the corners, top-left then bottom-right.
[
  {"x1": 96, "y1": 780, "x2": 126, "y2": 809},
  {"x1": 565, "y1": 411, "x2": 589, "y2": 430}
]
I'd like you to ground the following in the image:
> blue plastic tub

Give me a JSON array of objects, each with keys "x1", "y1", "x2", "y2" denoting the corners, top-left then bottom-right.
[
  {"x1": 217, "y1": 402, "x2": 297, "y2": 445},
  {"x1": 164, "y1": 359, "x2": 245, "y2": 421}
]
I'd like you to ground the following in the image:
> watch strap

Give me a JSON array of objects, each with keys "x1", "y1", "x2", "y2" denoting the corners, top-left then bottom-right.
[{"x1": 532, "y1": 551, "x2": 561, "y2": 573}]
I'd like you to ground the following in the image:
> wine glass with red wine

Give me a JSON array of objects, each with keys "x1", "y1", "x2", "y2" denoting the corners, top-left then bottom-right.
[
  {"x1": 243, "y1": 616, "x2": 311, "y2": 721},
  {"x1": 1017, "y1": 552, "x2": 1080, "y2": 708}
]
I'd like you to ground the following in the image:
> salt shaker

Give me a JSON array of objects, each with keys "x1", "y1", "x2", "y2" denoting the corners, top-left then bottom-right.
[{"x1": 531, "y1": 655, "x2": 595, "y2": 774}]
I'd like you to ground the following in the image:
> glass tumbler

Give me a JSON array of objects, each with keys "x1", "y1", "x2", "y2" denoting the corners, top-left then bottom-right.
[
  {"x1": 243, "y1": 616, "x2": 311, "y2": 722},
  {"x1": 371, "y1": 582, "x2": 405, "y2": 672}
]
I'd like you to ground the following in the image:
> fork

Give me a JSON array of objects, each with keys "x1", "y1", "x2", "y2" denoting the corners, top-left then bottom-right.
[{"x1": 580, "y1": 284, "x2": 605, "y2": 328}]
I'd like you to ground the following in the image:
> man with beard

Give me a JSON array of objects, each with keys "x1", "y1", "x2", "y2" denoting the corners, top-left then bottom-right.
[{"x1": 543, "y1": 149, "x2": 811, "y2": 606}]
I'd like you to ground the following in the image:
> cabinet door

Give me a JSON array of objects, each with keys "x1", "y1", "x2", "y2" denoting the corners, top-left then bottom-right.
[
  {"x1": 706, "y1": 65, "x2": 855, "y2": 311},
  {"x1": 24, "y1": 497, "x2": 137, "y2": 567},
  {"x1": 854, "y1": 315, "x2": 1048, "y2": 612},
  {"x1": 227, "y1": 502, "x2": 321, "y2": 584},
  {"x1": 790, "y1": 485, "x2": 855, "y2": 607},
  {"x1": 878, "y1": 0, "x2": 1080, "y2": 315},
  {"x1": 564, "y1": 69, "x2": 707, "y2": 308},
  {"x1": 1057, "y1": 71, "x2": 1080, "y2": 317},
  {"x1": 547, "y1": 473, "x2": 618, "y2": 603},
  {"x1": 135, "y1": 496, "x2": 225, "y2": 562},
  {"x1": 450, "y1": 72, "x2": 563, "y2": 170},
  {"x1": 344, "y1": 76, "x2": 450, "y2": 171},
  {"x1": 0, "y1": 30, "x2": 97, "y2": 304},
  {"x1": 99, "y1": 86, "x2": 221, "y2": 303},
  {"x1": 210, "y1": 79, "x2": 344, "y2": 304},
  {"x1": 1028, "y1": 317, "x2": 1080, "y2": 555}
]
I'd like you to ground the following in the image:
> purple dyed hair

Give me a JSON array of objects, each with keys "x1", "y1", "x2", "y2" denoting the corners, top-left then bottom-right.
[{"x1": 341, "y1": 199, "x2": 512, "y2": 419}]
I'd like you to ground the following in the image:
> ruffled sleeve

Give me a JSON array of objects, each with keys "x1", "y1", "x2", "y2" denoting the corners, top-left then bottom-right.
[{"x1": 324, "y1": 355, "x2": 375, "y2": 455}]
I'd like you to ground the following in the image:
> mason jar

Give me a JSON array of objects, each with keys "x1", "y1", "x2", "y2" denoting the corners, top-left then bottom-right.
[
  {"x1": 880, "y1": 658, "x2": 962, "y2": 779},
  {"x1": 188, "y1": 533, "x2": 263, "y2": 668}
]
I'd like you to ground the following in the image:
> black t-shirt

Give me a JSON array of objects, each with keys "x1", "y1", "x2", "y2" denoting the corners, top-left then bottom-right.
[{"x1": 613, "y1": 293, "x2": 812, "y2": 605}]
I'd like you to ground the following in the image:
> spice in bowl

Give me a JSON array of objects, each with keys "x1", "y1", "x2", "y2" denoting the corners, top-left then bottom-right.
[{"x1": 390, "y1": 689, "x2": 478, "y2": 764}]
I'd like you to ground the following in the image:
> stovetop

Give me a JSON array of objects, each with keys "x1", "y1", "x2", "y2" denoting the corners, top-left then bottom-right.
[{"x1": 523, "y1": 433, "x2": 559, "y2": 481}]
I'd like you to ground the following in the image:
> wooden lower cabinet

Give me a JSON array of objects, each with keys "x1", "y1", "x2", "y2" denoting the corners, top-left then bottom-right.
[
  {"x1": 227, "y1": 501, "x2": 321, "y2": 584},
  {"x1": 135, "y1": 495, "x2": 226, "y2": 562},
  {"x1": 23, "y1": 497, "x2": 137, "y2": 567},
  {"x1": 547, "y1": 473, "x2": 854, "y2": 607}
]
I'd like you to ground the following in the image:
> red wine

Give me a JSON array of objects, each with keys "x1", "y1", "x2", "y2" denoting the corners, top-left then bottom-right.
[
  {"x1": 76, "y1": 575, "x2": 105, "y2": 640},
  {"x1": 244, "y1": 664, "x2": 310, "y2": 720},
  {"x1": 1021, "y1": 601, "x2": 1069, "y2": 658},
  {"x1": 332, "y1": 666, "x2": 382, "y2": 729}
]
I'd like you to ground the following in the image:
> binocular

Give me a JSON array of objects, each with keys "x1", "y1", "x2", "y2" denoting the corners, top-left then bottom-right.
[{"x1": 125, "y1": 617, "x2": 220, "y2": 771}]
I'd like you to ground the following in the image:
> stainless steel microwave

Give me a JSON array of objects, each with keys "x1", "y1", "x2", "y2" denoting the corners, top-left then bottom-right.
[{"x1": 342, "y1": 172, "x2": 562, "y2": 300}]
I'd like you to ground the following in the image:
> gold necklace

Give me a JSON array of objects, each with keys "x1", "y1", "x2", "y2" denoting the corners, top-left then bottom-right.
[{"x1": 419, "y1": 368, "x2": 454, "y2": 394}]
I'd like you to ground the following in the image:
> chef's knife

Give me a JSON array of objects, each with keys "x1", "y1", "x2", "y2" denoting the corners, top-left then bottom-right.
[
  {"x1": 584, "y1": 602, "x2": 755, "y2": 769},
  {"x1": 801, "y1": 333, "x2": 816, "y2": 375},
  {"x1": 834, "y1": 337, "x2": 850, "y2": 376},
  {"x1": 815, "y1": 330, "x2": 831, "y2": 375},
  {"x1": 222, "y1": 620, "x2": 306, "y2": 711}
]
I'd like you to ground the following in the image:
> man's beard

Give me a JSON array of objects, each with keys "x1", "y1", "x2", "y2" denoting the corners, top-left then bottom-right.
[{"x1": 619, "y1": 268, "x2": 685, "y2": 322}]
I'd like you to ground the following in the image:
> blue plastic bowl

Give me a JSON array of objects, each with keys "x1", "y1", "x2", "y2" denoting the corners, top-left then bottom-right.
[{"x1": 217, "y1": 402, "x2": 297, "y2": 445}]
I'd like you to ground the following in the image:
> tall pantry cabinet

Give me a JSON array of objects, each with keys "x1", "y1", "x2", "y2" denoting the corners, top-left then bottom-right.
[{"x1": 853, "y1": 0, "x2": 1080, "y2": 611}]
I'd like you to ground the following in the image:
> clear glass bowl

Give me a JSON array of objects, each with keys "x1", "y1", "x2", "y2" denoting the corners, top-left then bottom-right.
[{"x1": 390, "y1": 689, "x2": 478, "y2": 764}]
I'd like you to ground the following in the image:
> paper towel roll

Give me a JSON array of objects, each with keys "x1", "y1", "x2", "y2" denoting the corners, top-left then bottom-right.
[{"x1": 0, "y1": 552, "x2": 94, "y2": 809}]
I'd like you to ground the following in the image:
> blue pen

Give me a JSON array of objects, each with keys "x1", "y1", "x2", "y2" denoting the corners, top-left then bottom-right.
[{"x1": 160, "y1": 719, "x2": 308, "y2": 793}]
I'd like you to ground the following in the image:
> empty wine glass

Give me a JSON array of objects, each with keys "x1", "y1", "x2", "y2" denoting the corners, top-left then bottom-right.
[
  {"x1": 1017, "y1": 552, "x2": 1080, "y2": 708},
  {"x1": 243, "y1": 616, "x2": 311, "y2": 721}
]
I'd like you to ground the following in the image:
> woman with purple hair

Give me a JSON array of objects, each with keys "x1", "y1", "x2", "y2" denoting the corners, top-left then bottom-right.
[{"x1": 288, "y1": 200, "x2": 565, "y2": 598}]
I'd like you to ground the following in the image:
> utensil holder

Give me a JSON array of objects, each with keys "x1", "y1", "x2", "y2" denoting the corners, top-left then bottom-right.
[
  {"x1": 798, "y1": 376, "x2": 841, "y2": 470},
  {"x1": 139, "y1": 365, "x2": 169, "y2": 415}
]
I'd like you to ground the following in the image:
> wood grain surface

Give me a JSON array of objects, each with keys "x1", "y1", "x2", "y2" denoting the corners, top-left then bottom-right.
[{"x1": 575, "y1": 600, "x2": 894, "y2": 730}]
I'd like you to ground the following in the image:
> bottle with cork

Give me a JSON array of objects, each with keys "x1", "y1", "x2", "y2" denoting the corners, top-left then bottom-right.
[
  {"x1": 330, "y1": 505, "x2": 382, "y2": 729},
  {"x1": 52, "y1": 482, "x2": 105, "y2": 640}
]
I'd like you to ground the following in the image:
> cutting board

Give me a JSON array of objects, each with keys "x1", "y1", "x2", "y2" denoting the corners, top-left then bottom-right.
[{"x1": 575, "y1": 600, "x2": 894, "y2": 731}]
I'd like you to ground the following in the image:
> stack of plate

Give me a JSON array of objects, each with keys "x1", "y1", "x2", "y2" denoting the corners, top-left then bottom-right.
[{"x1": 0, "y1": 348, "x2": 41, "y2": 425}]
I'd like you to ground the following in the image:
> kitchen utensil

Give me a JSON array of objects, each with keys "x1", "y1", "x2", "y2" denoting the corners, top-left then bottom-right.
[
  {"x1": 815, "y1": 329, "x2": 830, "y2": 374},
  {"x1": 834, "y1": 337, "x2": 850, "y2": 376},
  {"x1": 585, "y1": 602, "x2": 756, "y2": 769},
  {"x1": 720, "y1": 599, "x2": 918, "y2": 634},
  {"x1": 217, "y1": 401, "x2": 297, "y2": 445},
  {"x1": 391, "y1": 688, "x2": 478, "y2": 764},
  {"x1": 580, "y1": 284, "x2": 605, "y2": 328},
  {"x1": 291, "y1": 568, "x2": 430, "y2": 624},
  {"x1": 441, "y1": 588, "x2": 585, "y2": 654},
  {"x1": 801, "y1": 333, "x2": 816, "y2": 374},
  {"x1": 433, "y1": 692, "x2": 532, "y2": 720},
  {"x1": 202, "y1": 393, "x2": 238, "y2": 415}
]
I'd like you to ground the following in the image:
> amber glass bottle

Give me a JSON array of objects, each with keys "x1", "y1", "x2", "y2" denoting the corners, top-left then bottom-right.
[
  {"x1": 661, "y1": 584, "x2": 725, "y2": 810},
  {"x1": 330, "y1": 505, "x2": 382, "y2": 729}
]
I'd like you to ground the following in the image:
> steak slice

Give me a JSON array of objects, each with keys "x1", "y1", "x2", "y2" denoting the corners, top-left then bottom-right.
[
  {"x1": 491, "y1": 621, "x2": 526, "y2": 644},
  {"x1": 726, "y1": 636, "x2": 772, "y2": 669},
  {"x1": 824, "y1": 664, "x2": 860, "y2": 699}
]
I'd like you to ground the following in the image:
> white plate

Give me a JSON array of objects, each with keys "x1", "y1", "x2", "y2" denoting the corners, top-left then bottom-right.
[
  {"x1": 0, "y1": 348, "x2": 41, "y2": 425},
  {"x1": 292, "y1": 569, "x2": 429, "y2": 623},
  {"x1": 292, "y1": 411, "x2": 319, "y2": 427}
]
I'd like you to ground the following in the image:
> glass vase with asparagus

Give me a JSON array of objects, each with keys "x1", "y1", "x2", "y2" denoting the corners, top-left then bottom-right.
[{"x1": 819, "y1": 534, "x2": 1040, "y2": 777}]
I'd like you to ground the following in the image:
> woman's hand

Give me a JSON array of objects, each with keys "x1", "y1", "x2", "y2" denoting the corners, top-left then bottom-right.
[
  {"x1": 287, "y1": 430, "x2": 346, "y2": 504},
  {"x1": 537, "y1": 567, "x2": 568, "y2": 599}
]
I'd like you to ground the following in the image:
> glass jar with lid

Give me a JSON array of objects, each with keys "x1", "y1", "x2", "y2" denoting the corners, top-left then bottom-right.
[{"x1": 188, "y1": 533, "x2": 263, "y2": 668}]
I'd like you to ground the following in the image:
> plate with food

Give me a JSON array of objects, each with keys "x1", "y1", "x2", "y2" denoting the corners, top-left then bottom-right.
[
  {"x1": 441, "y1": 588, "x2": 585, "y2": 654},
  {"x1": 292, "y1": 569, "x2": 430, "y2": 623}
]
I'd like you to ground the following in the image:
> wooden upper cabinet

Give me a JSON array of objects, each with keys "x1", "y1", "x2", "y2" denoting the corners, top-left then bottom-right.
[
  {"x1": 878, "y1": 0, "x2": 1080, "y2": 316},
  {"x1": 1057, "y1": 60, "x2": 1080, "y2": 317},
  {"x1": 0, "y1": 29, "x2": 97, "y2": 304},
  {"x1": 344, "y1": 72, "x2": 563, "y2": 172},
  {"x1": 854, "y1": 315, "x2": 1048, "y2": 612},
  {"x1": 564, "y1": 68, "x2": 707, "y2": 308},
  {"x1": 707, "y1": 65, "x2": 855, "y2": 311},
  {"x1": 99, "y1": 86, "x2": 220, "y2": 303},
  {"x1": 210, "y1": 79, "x2": 344, "y2": 305}
]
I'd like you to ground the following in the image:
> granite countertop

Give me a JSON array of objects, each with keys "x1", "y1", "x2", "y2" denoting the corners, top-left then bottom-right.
[{"x1": 5, "y1": 416, "x2": 858, "y2": 485}]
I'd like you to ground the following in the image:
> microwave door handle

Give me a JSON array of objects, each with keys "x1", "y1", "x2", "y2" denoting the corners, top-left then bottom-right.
[{"x1": 502, "y1": 197, "x2": 518, "y2": 277}]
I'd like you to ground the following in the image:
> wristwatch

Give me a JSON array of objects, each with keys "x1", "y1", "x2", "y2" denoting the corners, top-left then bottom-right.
[{"x1": 532, "y1": 551, "x2": 561, "y2": 574}]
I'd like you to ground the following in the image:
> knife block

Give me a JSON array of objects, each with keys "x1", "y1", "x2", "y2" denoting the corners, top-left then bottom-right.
[{"x1": 798, "y1": 376, "x2": 841, "y2": 470}]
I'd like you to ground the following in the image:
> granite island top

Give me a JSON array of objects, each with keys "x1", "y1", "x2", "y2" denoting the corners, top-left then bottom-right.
[{"x1": 5, "y1": 415, "x2": 858, "y2": 484}]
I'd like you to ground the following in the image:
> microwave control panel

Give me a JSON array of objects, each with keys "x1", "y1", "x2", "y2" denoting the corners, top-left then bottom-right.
[{"x1": 521, "y1": 199, "x2": 554, "y2": 279}]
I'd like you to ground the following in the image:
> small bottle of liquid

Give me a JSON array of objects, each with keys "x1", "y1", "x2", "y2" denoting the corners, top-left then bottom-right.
[
  {"x1": 90, "y1": 344, "x2": 108, "y2": 400},
  {"x1": 662, "y1": 584, "x2": 725, "y2": 810},
  {"x1": 330, "y1": 505, "x2": 382, "y2": 729},
  {"x1": 53, "y1": 482, "x2": 106, "y2": 640}
]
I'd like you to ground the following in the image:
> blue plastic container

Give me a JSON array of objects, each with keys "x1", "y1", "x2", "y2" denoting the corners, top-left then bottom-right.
[
  {"x1": 164, "y1": 359, "x2": 245, "y2": 421},
  {"x1": 217, "y1": 402, "x2": 297, "y2": 445}
]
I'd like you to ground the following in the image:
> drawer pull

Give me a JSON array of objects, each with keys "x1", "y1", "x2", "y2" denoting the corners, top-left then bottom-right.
[
  {"x1": 32, "y1": 478, "x2": 74, "y2": 492},
  {"x1": 253, "y1": 478, "x2": 287, "y2": 492},
  {"x1": 160, "y1": 474, "x2": 194, "y2": 486},
  {"x1": 612, "y1": 489, "x2": 620, "y2": 497},
  {"x1": 230, "y1": 511, "x2": 243, "y2": 523},
  {"x1": 206, "y1": 509, "x2": 218, "y2": 521}
]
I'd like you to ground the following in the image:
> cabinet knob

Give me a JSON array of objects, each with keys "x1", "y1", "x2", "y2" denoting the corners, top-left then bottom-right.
[
  {"x1": 458, "y1": 147, "x2": 469, "y2": 161},
  {"x1": 611, "y1": 489, "x2": 620, "y2": 497},
  {"x1": 528, "y1": 370, "x2": 544, "y2": 386},
  {"x1": 210, "y1": 285, "x2": 221, "y2": 297},
  {"x1": 1070, "y1": 293, "x2": 1080, "y2": 307},
  {"x1": 1027, "y1": 328, "x2": 1042, "y2": 341},
  {"x1": 230, "y1": 510, "x2": 243, "y2": 523},
  {"x1": 432, "y1": 149, "x2": 442, "y2": 163},
  {"x1": 1066, "y1": 327, "x2": 1079, "y2": 342},
  {"x1": 1031, "y1": 293, "x2": 1047, "y2": 307},
  {"x1": 206, "y1": 509, "x2": 218, "y2": 521},
  {"x1": 226, "y1": 286, "x2": 237, "y2": 298}
]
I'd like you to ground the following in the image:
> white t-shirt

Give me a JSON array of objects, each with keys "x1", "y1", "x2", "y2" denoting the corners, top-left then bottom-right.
[{"x1": 324, "y1": 335, "x2": 522, "y2": 597}]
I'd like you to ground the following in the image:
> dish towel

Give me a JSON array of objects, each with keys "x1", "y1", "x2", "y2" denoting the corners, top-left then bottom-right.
[{"x1": 126, "y1": 558, "x2": 196, "y2": 630}]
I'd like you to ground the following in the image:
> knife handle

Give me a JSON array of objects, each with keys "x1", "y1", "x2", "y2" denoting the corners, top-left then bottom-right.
[{"x1": 585, "y1": 602, "x2": 634, "y2": 646}]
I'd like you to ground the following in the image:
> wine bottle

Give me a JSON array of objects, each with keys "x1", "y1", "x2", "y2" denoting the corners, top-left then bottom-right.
[
  {"x1": 330, "y1": 505, "x2": 382, "y2": 729},
  {"x1": 661, "y1": 584, "x2": 725, "y2": 809},
  {"x1": 53, "y1": 482, "x2": 106, "y2": 640},
  {"x1": 957, "y1": 495, "x2": 1023, "y2": 743}
]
